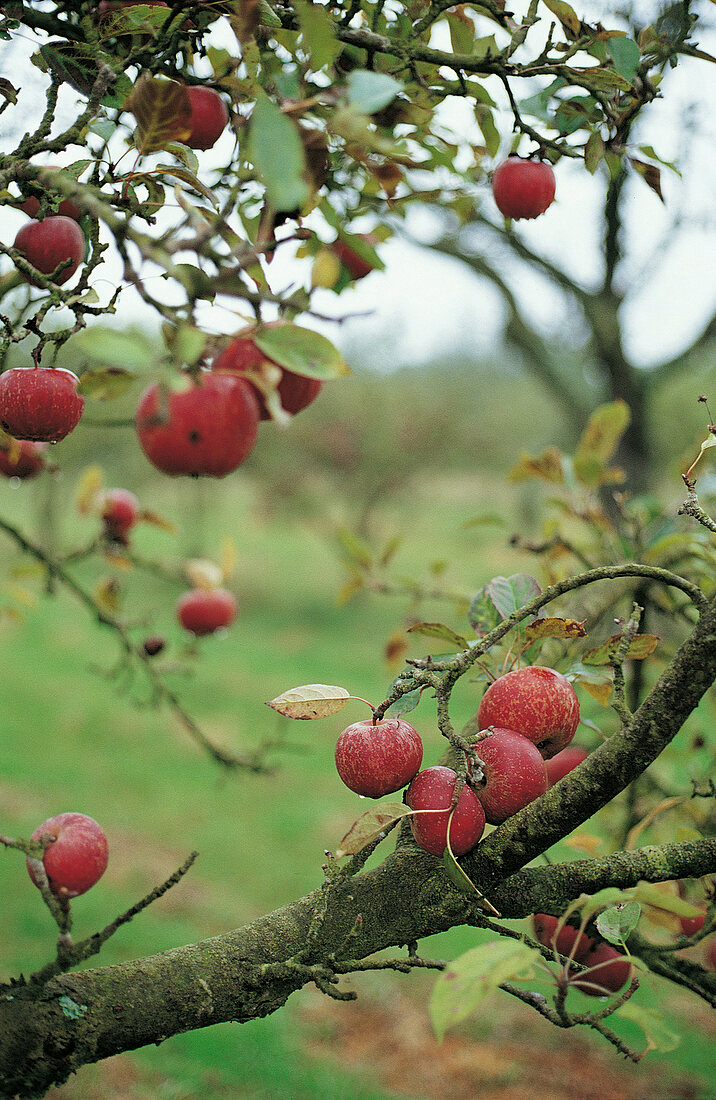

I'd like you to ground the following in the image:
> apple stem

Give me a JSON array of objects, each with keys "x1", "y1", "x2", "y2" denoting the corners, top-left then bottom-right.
[{"x1": 347, "y1": 696, "x2": 377, "y2": 716}]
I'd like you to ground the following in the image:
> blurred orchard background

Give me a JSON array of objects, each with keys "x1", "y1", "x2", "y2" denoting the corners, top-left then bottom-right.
[{"x1": 1, "y1": 2, "x2": 716, "y2": 1097}]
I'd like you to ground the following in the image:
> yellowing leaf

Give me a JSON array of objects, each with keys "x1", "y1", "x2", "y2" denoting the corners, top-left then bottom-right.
[
  {"x1": 562, "y1": 832, "x2": 605, "y2": 856},
  {"x1": 430, "y1": 941, "x2": 538, "y2": 1042},
  {"x1": 220, "y1": 537, "x2": 237, "y2": 582},
  {"x1": 542, "y1": 0, "x2": 581, "y2": 37},
  {"x1": 336, "y1": 803, "x2": 412, "y2": 858},
  {"x1": 407, "y1": 622, "x2": 469, "y2": 649},
  {"x1": 582, "y1": 633, "x2": 659, "y2": 666},
  {"x1": 184, "y1": 559, "x2": 223, "y2": 590},
  {"x1": 125, "y1": 76, "x2": 193, "y2": 154},
  {"x1": 524, "y1": 617, "x2": 587, "y2": 643},
  {"x1": 634, "y1": 881, "x2": 706, "y2": 918},
  {"x1": 94, "y1": 577, "x2": 122, "y2": 614},
  {"x1": 509, "y1": 447, "x2": 565, "y2": 484},
  {"x1": 75, "y1": 465, "x2": 104, "y2": 514},
  {"x1": 266, "y1": 683, "x2": 351, "y2": 719}
]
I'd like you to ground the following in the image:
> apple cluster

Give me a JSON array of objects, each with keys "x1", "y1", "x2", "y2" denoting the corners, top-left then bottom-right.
[
  {"x1": 532, "y1": 912, "x2": 634, "y2": 996},
  {"x1": 334, "y1": 665, "x2": 581, "y2": 859}
]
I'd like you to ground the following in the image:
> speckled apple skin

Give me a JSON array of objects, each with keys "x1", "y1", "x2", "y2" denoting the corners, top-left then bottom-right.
[
  {"x1": 136, "y1": 372, "x2": 260, "y2": 477},
  {"x1": 473, "y1": 727, "x2": 548, "y2": 824},
  {"x1": 477, "y1": 666, "x2": 579, "y2": 759},
  {"x1": 406, "y1": 765, "x2": 485, "y2": 856},
  {"x1": 0, "y1": 367, "x2": 84, "y2": 442},
  {"x1": 335, "y1": 718, "x2": 423, "y2": 798}
]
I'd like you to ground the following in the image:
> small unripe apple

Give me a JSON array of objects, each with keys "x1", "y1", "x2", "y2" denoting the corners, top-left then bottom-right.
[
  {"x1": 570, "y1": 940, "x2": 634, "y2": 996},
  {"x1": 101, "y1": 488, "x2": 140, "y2": 543},
  {"x1": 477, "y1": 666, "x2": 580, "y2": 759},
  {"x1": 473, "y1": 727, "x2": 548, "y2": 824},
  {"x1": 334, "y1": 718, "x2": 423, "y2": 798},
  {"x1": 184, "y1": 86, "x2": 229, "y2": 150},
  {"x1": 406, "y1": 765, "x2": 485, "y2": 857},
  {"x1": 532, "y1": 913, "x2": 594, "y2": 961},
  {"x1": 13, "y1": 215, "x2": 86, "y2": 286},
  {"x1": 176, "y1": 587, "x2": 237, "y2": 636},
  {"x1": 26, "y1": 812, "x2": 108, "y2": 898},
  {"x1": 545, "y1": 745, "x2": 589, "y2": 787},
  {"x1": 212, "y1": 335, "x2": 323, "y2": 420},
  {"x1": 135, "y1": 372, "x2": 260, "y2": 477},
  {"x1": 491, "y1": 157, "x2": 556, "y2": 220},
  {"x1": 0, "y1": 367, "x2": 84, "y2": 442},
  {"x1": 0, "y1": 438, "x2": 46, "y2": 478}
]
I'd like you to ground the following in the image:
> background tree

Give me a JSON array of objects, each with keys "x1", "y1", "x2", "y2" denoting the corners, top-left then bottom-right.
[{"x1": 0, "y1": 1, "x2": 715, "y2": 1097}]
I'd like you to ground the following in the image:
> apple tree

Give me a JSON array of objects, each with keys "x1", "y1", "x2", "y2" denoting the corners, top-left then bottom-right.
[{"x1": 0, "y1": 1, "x2": 715, "y2": 1096}]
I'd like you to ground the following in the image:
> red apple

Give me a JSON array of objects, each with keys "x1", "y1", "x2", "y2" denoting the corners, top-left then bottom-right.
[
  {"x1": 26, "y1": 812, "x2": 108, "y2": 899},
  {"x1": 176, "y1": 587, "x2": 237, "y2": 636},
  {"x1": 20, "y1": 195, "x2": 82, "y2": 222},
  {"x1": 184, "y1": 86, "x2": 229, "y2": 150},
  {"x1": 212, "y1": 334, "x2": 323, "y2": 420},
  {"x1": 477, "y1": 666, "x2": 580, "y2": 759},
  {"x1": 101, "y1": 488, "x2": 140, "y2": 543},
  {"x1": 13, "y1": 215, "x2": 86, "y2": 286},
  {"x1": 0, "y1": 367, "x2": 84, "y2": 442},
  {"x1": 406, "y1": 765, "x2": 486, "y2": 857},
  {"x1": 332, "y1": 235, "x2": 378, "y2": 281},
  {"x1": 569, "y1": 940, "x2": 634, "y2": 996},
  {"x1": 545, "y1": 745, "x2": 589, "y2": 787},
  {"x1": 0, "y1": 438, "x2": 46, "y2": 478},
  {"x1": 680, "y1": 910, "x2": 706, "y2": 937},
  {"x1": 473, "y1": 727, "x2": 548, "y2": 824},
  {"x1": 135, "y1": 372, "x2": 260, "y2": 477},
  {"x1": 532, "y1": 912, "x2": 594, "y2": 961},
  {"x1": 334, "y1": 718, "x2": 423, "y2": 798},
  {"x1": 491, "y1": 157, "x2": 556, "y2": 220}
]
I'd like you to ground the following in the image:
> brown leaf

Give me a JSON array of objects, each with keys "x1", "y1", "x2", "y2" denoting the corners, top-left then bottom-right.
[
  {"x1": 509, "y1": 446, "x2": 565, "y2": 484},
  {"x1": 524, "y1": 616, "x2": 587, "y2": 643},
  {"x1": 125, "y1": 76, "x2": 192, "y2": 155},
  {"x1": 336, "y1": 803, "x2": 412, "y2": 858},
  {"x1": 629, "y1": 158, "x2": 664, "y2": 202},
  {"x1": 582, "y1": 633, "x2": 660, "y2": 665}
]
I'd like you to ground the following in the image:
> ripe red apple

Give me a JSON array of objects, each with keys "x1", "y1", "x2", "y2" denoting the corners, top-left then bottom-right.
[
  {"x1": 569, "y1": 940, "x2": 634, "y2": 996},
  {"x1": 680, "y1": 910, "x2": 706, "y2": 937},
  {"x1": 0, "y1": 367, "x2": 84, "y2": 442},
  {"x1": 184, "y1": 86, "x2": 229, "y2": 150},
  {"x1": 545, "y1": 745, "x2": 589, "y2": 787},
  {"x1": 135, "y1": 372, "x2": 260, "y2": 477},
  {"x1": 20, "y1": 194, "x2": 82, "y2": 222},
  {"x1": 477, "y1": 666, "x2": 580, "y2": 759},
  {"x1": 334, "y1": 718, "x2": 423, "y2": 798},
  {"x1": 406, "y1": 765, "x2": 486, "y2": 857},
  {"x1": 176, "y1": 587, "x2": 237, "y2": 636},
  {"x1": 0, "y1": 438, "x2": 46, "y2": 478},
  {"x1": 26, "y1": 812, "x2": 108, "y2": 899},
  {"x1": 491, "y1": 157, "x2": 556, "y2": 220},
  {"x1": 473, "y1": 727, "x2": 548, "y2": 824},
  {"x1": 212, "y1": 335, "x2": 323, "y2": 420},
  {"x1": 532, "y1": 912, "x2": 594, "y2": 961},
  {"x1": 13, "y1": 215, "x2": 86, "y2": 286},
  {"x1": 101, "y1": 488, "x2": 140, "y2": 543},
  {"x1": 332, "y1": 236, "x2": 377, "y2": 281}
]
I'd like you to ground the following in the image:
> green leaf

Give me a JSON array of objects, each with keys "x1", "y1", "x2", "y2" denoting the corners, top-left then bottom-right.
[
  {"x1": 78, "y1": 368, "x2": 134, "y2": 401},
  {"x1": 446, "y1": 10, "x2": 475, "y2": 55},
  {"x1": 295, "y1": 0, "x2": 341, "y2": 69},
  {"x1": 153, "y1": 164, "x2": 219, "y2": 207},
  {"x1": 596, "y1": 902, "x2": 641, "y2": 945},
  {"x1": 336, "y1": 526, "x2": 373, "y2": 568},
  {"x1": 468, "y1": 586, "x2": 502, "y2": 637},
  {"x1": 346, "y1": 70, "x2": 404, "y2": 115},
  {"x1": 429, "y1": 941, "x2": 538, "y2": 1042},
  {"x1": 607, "y1": 36, "x2": 641, "y2": 81},
  {"x1": 584, "y1": 130, "x2": 604, "y2": 174},
  {"x1": 573, "y1": 67, "x2": 633, "y2": 93},
  {"x1": 633, "y1": 882, "x2": 706, "y2": 918},
  {"x1": 485, "y1": 574, "x2": 541, "y2": 621},
  {"x1": 71, "y1": 326, "x2": 156, "y2": 372},
  {"x1": 164, "y1": 322, "x2": 207, "y2": 366},
  {"x1": 246, "y1": 94, "x2": 309, "y2": 213},
  {"x1": 541, "y1": 0, "x2": 581, "y2": 37},
  {"x1": 254, "y1": 324, "x2": 350, "y2": 380},
  {"x1": 386, "y1": 687, "x2": 422, "y2": 718},
  {"x1": 615, "y1": 1002, "x2": 680, "y2": 1054},
  {"x1": 406, "y1": 622, "x2": 469, "y2": 649},
  {"x1": 475, "y1": 104, "x2": 500, "y2": 158}
]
